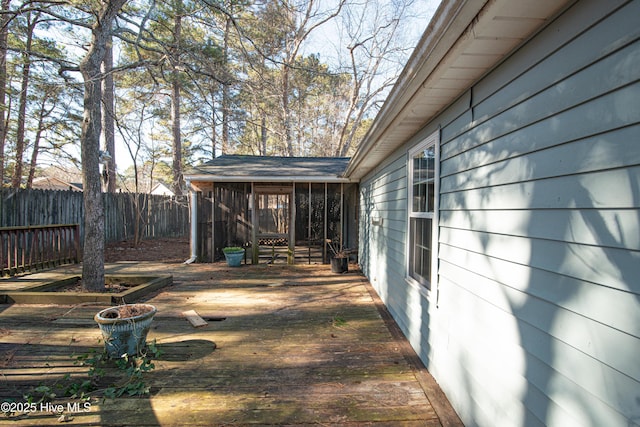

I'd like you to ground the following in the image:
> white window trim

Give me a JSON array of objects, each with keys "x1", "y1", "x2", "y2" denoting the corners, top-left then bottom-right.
[{"x1": 406, "y1": 129, "x2": 440, "y2": 297}]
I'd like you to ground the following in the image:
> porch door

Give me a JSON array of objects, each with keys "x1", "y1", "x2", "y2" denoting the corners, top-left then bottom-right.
[{"x1": 252, "y1": 185, "x2": 295, "y2": 264}]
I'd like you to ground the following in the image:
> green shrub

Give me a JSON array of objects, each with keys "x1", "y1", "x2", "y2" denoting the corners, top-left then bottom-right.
[{"x1": 223, "y1": 246, "x2": 244, "y2": 254}]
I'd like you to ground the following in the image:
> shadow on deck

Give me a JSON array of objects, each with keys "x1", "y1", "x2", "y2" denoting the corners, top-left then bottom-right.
[{"x1": 0, "y1": 262, "x2": 462, "y2": 426}]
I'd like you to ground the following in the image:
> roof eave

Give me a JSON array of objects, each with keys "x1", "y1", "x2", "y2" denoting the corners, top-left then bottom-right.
[
  {"x1": 345, "y1": 0, "x2": 574, "y2": 180},
  {"x1": 184, "y1": 174, "x2": 357, "y2": 184}
]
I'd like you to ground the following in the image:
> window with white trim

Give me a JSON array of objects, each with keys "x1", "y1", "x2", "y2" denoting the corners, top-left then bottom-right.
[{"x1": 407, "y1": 130, "x2": 439, "y2": 289}]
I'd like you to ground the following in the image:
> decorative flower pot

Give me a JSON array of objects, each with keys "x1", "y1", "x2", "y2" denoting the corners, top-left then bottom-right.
[
  {"x1": 223, "y1": 248, "x2": 245, "y2": 267},
  {"x1": 331, "y1": 256, "x2": 348, "y2": 273},
  {"x1": 94, "y1": 304, "x2": 157, "y2": 358}
]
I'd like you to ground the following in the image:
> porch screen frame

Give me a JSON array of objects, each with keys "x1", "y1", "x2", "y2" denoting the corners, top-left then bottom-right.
[{"x1": 251, "y1": 183, "x2": 295, "y2": 264}]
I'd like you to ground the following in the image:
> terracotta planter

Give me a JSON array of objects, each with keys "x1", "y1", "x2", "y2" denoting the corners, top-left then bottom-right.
[{"x1": 94, "y1": 304, "x2": 157, "y2": 358}]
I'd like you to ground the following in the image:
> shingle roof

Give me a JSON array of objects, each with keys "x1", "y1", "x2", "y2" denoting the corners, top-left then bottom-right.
[{"x1": 184, "y1": 155, "x2": 353, "y2": 183}]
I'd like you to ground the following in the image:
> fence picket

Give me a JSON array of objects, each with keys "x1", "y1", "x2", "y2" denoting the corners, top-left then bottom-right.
[{"x1": 0, "y1": 189, "x2": 189, "y2": 244}]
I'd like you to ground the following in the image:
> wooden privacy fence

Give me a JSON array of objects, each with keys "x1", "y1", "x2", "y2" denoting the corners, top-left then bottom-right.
[
  {"x1": 0, "y1": 224, "x2": 80, "y2": 277},
  {"x1": 0, "y1": 189, "x2": 189, "y2": 244}
]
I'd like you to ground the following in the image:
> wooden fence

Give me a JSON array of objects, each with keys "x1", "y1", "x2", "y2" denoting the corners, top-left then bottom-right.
[
  {"x1": 0, "y1": 224, "x2": 80, "y2": 277},
  {"x1": 0, "y1": 189, "x2": 189, "y2": 244}
]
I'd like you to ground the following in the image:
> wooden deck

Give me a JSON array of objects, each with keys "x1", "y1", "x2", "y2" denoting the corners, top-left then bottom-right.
[{"x1": 0, "y1": 262, "x2": 462, "y2": 426}]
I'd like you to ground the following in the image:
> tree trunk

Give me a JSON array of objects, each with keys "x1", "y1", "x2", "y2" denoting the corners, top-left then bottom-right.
[
  {"x1": 261, "y1": 114, "x2": 267, "y2": 155},
  {"x1": 0, "y1": 0, "x2": 9, "y2": 187},
  {"x1": 210, "y1": 87, "x2": 216, "y2": 157},
  {"x1": 170, "y1": 9, "x2": 183, "y2": 196},
  {"x1": 171, "y1": 76, "x2": 182, "y2": 195},
  {"x1": 27, "y1": 96, "x2": 50, "y2": 188},
  {"x1": 12, "y1": 11, "x2": 37, "y2": 188},
  {"x1": 101, "y1": 35, "x2": 117, "y2": 193},
  {"x1": 80, "y1": 0, "x2": 127, "y2": 292},
  {"x1": 221, "y1": 14, "x2": 231, "y2": 155},
  {"x1": 26, "y1": 123, "x2": 42, "y2": 188},
  {"x1": 282, "y1": 64, "x2": 293, "y2": 156}
]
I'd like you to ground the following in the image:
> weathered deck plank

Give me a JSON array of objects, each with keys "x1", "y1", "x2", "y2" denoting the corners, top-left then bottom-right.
[{"x1": 0, "y1": 263, "x2": 462, "y2": 426}]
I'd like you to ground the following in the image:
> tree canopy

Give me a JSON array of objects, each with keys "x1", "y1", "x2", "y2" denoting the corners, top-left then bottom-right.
[
  {"x1": 0, "y1": 0, "x2": 438, "y2": 289},
  {"x1": 1, "y1": 0, "x2": 437, "y2": 189}
]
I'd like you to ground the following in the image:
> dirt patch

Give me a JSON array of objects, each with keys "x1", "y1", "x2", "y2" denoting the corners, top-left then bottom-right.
[
  {"x1": 105, "y1": 237, "x2": 189, "y2": 263},
  {"x1": 46, "y1": 280, "x2": 130, "y2": 293}
]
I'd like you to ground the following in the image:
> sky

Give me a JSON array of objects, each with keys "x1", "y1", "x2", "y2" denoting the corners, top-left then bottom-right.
[
  {"x1": 301, "y1": 0, "x2": 440, "y2": 62},
  {"x1": 107, "y1": 0, "x2": 442, "y2": 172}
]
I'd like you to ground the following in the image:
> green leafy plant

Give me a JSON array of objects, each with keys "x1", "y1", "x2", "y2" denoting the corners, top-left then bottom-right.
[
  {"x1": 24, "y1": 339, "x2": 162, "y2": 404},
  {"x1": 223, "y1": 246, "x2": 244, "y2": 254},
  {"x1": 331, "y1": 314, "x2": 347, "y2": 328},
  {"x1": 104, "y1": 341, "x2": 162, "y2": 398}
]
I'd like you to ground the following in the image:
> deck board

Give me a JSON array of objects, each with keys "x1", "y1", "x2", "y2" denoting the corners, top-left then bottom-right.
[{"x1": 0, "y1": 262, "x2": 462, "y2": 426}]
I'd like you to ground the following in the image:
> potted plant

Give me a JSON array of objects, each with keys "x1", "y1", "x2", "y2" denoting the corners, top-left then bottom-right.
[
  {"x1": 94, "y1": 303, "x2": 157, "y2": 358},
  {"x1": 223, "y1": 246, "x2": 245, "y2": 267},
  {"x1": 327, "y1": 241, "x2": 349, "y2": 274}
]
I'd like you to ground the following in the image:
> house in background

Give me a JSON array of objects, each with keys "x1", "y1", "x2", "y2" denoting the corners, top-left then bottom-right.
[
  {"x1": 347, "y1": 0, "x2": 639, "y2": 426},
  {"x1": 150, "y1": 182, "x2": 174, "y2": 196},
  {"x1": 31, "y1": 176, "x2": 83, "y2": 192},
  {"x1": 185, "y1": 0, "x2": 639, "y2": 425}
]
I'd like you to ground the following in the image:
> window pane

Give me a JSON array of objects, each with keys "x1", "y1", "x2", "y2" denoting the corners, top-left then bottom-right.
[
  {"x1": 412, "y1": 149, "x2": 435, "y2": 213},
  {"x1": 426, "y1": 148, "x2": 435, "y2": 212},
  {"x1": 412, "y1": 157, "x2": 425, "y2": 212},
  {"x1": 409, "y1": 217, "x2": 431, "y2": 288},
  {"x1": 408, "y1": 132, "x2": 437, "y2": 290}
]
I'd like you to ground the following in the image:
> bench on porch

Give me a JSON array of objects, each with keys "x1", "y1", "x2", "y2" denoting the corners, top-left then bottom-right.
[{"x1": 257, "y1": 233, "x2": 289, "y2": 246}]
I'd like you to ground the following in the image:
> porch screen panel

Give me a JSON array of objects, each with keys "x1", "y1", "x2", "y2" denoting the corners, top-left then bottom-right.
[
  {"x1": 310, "y1": 184, "x2": 325, "y2": 244},
  {"x1": 326, "y1": 183, "x2": 342, "y2": 247},
  {"x1": 258, "y1": 194, "x2": 288, "y2": 235},
  {"x1": 295, "y1": 183, "x2": 310, "y2": 244},
  {"x1": 214, "y1": 183, "x2": 250, "y2": 259}
]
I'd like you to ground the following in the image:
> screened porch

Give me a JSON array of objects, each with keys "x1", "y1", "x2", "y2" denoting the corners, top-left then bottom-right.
[{"x1": 184, "y1": 156, "x2": 358, "y2": 265}]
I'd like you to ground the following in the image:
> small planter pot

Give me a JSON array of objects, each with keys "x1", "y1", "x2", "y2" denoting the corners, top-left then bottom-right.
[
  {"x1": 94, "y1": 304, "x2": 157, "y2": 358},
  {"x1": 223, "y1": 248, "x2": 245, "y2": 267},
  {"x1": 330, "y1": 256, "x2": 348, "y2": 273}
]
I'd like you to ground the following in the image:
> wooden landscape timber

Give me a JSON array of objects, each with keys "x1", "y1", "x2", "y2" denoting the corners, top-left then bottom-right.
[{"x1": 0, "y1": 273, "x2": 172, "y2": 304}]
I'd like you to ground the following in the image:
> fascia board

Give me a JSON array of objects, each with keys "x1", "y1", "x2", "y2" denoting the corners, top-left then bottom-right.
[{"x1": 184, "y1": 174, "x2": 357, "y2": 184}]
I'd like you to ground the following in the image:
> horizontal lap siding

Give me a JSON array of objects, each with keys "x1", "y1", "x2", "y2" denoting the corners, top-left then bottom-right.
[
  {"x1": 436, "y1": 1, "x2": 640, "y2": 426},
  {"x1": 360, "y1": 155, "x2": 407, "y2": 286},
  {"x1": 359, "y1": 100, "x2": 473, "y2": 368},
  {"x1": 360, "y1": 153, "x2": 441, "y2": 367}
]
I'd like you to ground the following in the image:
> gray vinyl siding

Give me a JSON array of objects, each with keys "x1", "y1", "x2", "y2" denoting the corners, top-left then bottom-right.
[
  {"x1": 358, "y1": 1, "x2": 640, "y2": 426},
  {"x1": 359, "y1": 154, "x2": 407, "y2": 281}
]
